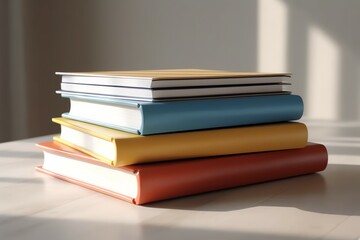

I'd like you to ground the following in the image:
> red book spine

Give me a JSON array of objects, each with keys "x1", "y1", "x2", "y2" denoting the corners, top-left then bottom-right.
[{"x1": 134, "y1": 143, "x2": 327, "y2": 204}]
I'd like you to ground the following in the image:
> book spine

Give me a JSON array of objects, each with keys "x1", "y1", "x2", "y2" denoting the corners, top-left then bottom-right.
[
  {"x1": 116, "y1": 122, "x2": 308, "y2": 166},
  {"x1": 135, "y1": 144, "x2": 327, "y2": 204},
  {"x1": 139, "y1": 95, "x2": 303, "y2": 135}
]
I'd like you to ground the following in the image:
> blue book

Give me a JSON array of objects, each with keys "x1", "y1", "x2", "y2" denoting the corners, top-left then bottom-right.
[{"x1": 60, "y1": 93, "x2": 303, "y2": 135}]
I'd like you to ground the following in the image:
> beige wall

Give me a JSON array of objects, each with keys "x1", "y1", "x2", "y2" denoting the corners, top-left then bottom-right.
[{"x1": 1, "y1": 0, "x2": 359, "y2": 142}]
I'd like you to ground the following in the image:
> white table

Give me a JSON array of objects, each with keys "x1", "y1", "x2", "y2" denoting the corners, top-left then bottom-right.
[{"x1": 1, "y1": 123, "x2": 360, "y2": 240}]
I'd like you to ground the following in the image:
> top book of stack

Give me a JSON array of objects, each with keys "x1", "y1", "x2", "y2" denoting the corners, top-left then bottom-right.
[{"x1": 57, "y1": 69, "x2": 291, "y2": 101}]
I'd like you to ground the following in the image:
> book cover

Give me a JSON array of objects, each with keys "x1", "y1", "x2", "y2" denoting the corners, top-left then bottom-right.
[
  {"x1": 36, "y1": 141, "x2": 327, "y2": 205},
  {"x1": 61, "y1": 94, "x2": 304, "y2": 135},
  {"x1": 57, "y1": 69, "x2": 291, "y2": 80},
  {"x1": 52, "y1": 117, "x2": 308, "y2": 167}
]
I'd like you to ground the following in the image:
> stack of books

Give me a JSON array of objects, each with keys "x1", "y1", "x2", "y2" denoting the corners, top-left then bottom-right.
[{"x1": 36, "y1": 69, "x2": 328, "y2": 205}]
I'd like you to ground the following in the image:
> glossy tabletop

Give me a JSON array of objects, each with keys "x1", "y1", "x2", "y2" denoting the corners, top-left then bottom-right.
[{"x1": 1, "y1": 122, "x2": 360, "y2": 240}]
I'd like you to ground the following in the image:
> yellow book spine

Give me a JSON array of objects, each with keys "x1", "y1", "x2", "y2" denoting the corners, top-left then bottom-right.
[{"x1": 115, "y1": 122, "x2": 308, "y2": 166}]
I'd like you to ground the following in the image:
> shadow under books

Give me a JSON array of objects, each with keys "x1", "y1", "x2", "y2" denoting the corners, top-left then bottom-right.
[
  {"x1": 0, "y1": 214, "x2": 319, "y2": 240},
  {"x1": 147, "y1": 163, "x2": 360, "y2": 216}
]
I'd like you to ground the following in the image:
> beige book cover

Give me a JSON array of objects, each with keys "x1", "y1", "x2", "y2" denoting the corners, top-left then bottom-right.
[{"x1": 56, "y1": 69, "x2": 291, "y2": 80}]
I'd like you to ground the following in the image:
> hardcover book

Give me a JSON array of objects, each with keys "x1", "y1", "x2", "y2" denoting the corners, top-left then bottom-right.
[
  {"x1": 57, "y1": 69, "x2": 291, "y2": 88},
  {"x1": 60, "y1": 82, "x2": 289, "y2": 101},
  {"x1": 52, "y1": 117, "x2": 308, "y2": 167},
  {"x1": 57, "y1": 69, "x2": 291, "y2": 101},
  {"x1": 60, "y1": 94, "x2": 304, "y2": 135},
  {"x1": 36, "y1": 141, "x2": 328, "y2": 205}
]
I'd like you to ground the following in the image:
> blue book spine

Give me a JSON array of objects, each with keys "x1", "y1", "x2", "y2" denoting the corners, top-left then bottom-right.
[{"x1": 139, "y1": 95, "x2": 303, "y2": 135}]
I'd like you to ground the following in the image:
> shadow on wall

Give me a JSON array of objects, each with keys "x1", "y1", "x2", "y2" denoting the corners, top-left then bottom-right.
[
  {"x1": 1, "y1": 0, "x2": 260, "y2": 143},
  {"x1": 258, "y1": 0, "x2": 360, "y2": 121},
  {"x1": 1, "y1": 0, "x2": 359, "y2": 143}
]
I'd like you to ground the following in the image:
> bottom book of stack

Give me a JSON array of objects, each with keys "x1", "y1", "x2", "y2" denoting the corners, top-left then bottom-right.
[{"x1": 36, "y1": 142, "x2": 328, "y2": 205}]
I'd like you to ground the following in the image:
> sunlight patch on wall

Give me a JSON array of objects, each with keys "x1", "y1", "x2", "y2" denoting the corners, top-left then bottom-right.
[
  {"x1": 306, "y1": 26, "x2": 340, "y2": 120},
  {"x1": 257, "y1": 0, "x2": 288, "y2": 72}
]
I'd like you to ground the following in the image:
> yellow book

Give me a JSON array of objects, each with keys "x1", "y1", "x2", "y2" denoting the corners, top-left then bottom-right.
[{"x1": 52, "y1": 117, "x2": 308, "y2": 167}]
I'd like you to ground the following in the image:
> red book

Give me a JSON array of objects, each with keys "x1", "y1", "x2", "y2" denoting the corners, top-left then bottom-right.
[{"x1": 36, "y1": 141, "x2": 328, "y2": 205}]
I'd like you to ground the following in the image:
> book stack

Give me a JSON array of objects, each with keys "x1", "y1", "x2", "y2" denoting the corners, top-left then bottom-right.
[{"x1": 36, "y1": 69, "x2": 328, "y2": 205}]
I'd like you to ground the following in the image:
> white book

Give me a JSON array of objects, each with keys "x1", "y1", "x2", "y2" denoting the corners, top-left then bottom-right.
[
  {"x1": 57, "y1": 69, "x2": 291, "y2": 88},
  {"x1": 60, "y1": 82, "x2": 289, "y2": 100}
]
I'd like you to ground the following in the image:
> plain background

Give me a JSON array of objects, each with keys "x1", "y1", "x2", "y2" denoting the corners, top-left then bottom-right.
[{"x1": 0, "y1": 0, "x2": 359, "y2": 143}]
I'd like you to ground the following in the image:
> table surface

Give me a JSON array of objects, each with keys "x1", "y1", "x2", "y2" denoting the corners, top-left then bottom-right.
[{"x1": 1, "y1": 122, "x2": 360, "y2": 240}]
